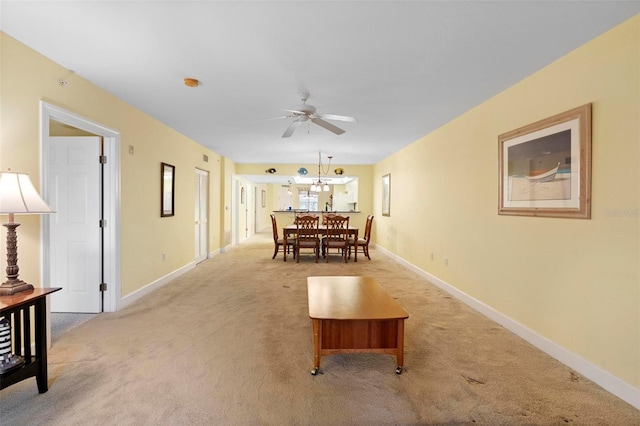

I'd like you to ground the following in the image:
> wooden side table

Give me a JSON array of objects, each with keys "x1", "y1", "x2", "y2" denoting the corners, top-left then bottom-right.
[{"x1": 0, "y1": 287, "x2": 61, "y2": 393}]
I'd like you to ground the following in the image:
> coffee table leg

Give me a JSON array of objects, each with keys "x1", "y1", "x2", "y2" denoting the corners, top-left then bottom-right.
[
  {"x1": 311, "y1": 319, "x2": 321, "y2": 375},
  {"x1": 395, "y1": 319, "x2": 405, "y2": 374}
]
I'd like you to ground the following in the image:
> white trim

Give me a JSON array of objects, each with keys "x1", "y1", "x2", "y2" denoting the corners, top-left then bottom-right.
[
  {"x1": 40, "y1": 101, "x2": 121, "y2": 313},
  {"x1": 209, "y1": 248, "x2": 221, "y2": 258},
  {"x1": 120, "y1": 262, "x2": 195, "y2": 309},
  {"x1": 376, "y1": 245, "x2": 640, "y2": 410}
]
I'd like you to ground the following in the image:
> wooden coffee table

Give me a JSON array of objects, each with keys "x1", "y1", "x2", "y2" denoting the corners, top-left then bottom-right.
[{"x1": 307, "y1": 276, "x2": 409, "y2": 375}]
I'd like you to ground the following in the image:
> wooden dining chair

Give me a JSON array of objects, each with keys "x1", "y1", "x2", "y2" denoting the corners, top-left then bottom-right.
[
  {"x1": 295, "y1": 214, "x2": 320, "y2": 263},
  {"x1": 323, "y1": 215, "x2": 349, "y2": 263},
  {"x1": 270, "y1": 214, "x2": 295, "y2": 261},
  {"x1": 349, "y1": 215, "x2": 373, "y2": 261},
  {"x1": 294, "y1": 212, "x2": 317, "y2": 224},
  {"x1": 321, "y1": 213, "x2": 337, "y2": 225}
]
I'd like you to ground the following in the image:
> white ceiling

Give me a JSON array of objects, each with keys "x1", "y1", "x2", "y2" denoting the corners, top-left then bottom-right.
[{"x1": 2, "y1": 1, "x2": 638, "y2": 166}]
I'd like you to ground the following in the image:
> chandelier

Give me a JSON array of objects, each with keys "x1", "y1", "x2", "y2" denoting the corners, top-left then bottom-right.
[{"x1": 310, "y1": 151, "x2": 332, "y2": 192}]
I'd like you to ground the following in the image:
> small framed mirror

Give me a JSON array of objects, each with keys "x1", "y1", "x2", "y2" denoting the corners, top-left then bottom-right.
[{"x1": 161, "y1": 162, "x2": 175, "y2": 217}]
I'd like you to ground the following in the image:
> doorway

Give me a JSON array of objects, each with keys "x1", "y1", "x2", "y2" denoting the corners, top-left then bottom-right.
[
  {"x1": 40, "y1": 102, "x2": 120, "y2": 313},
  {"x1": 232, "y1": 177, "x2": 240, "y2": 245},
  {"x1": 254, "y1": 186, "x2": 259, "y2": 234},
  {"x1": 48, "y1": 136, "x2": 102, "y2": 313},
  {"x1": 195, "y1": 169, "x2": 209, "y2": 263}
]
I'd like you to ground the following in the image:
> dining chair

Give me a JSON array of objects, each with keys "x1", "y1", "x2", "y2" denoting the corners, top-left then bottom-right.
[
  {"x1": 349, "y1": 215, "x2": 373, "y2": 261},
  {"x1": 321, "y1": 213, "x2": 337, "y2": 225},
  {"x1": 295, "y1": 214, "x2": 320, "y2": 263},
  {"x1": 323, "y1": 215, "x2": 349, "y2": 263},
  {"x1": 270, "y1": 214, "x2": 295, "y2": 261},
  {"x1": 294, "y1": 212, "x2": 317, "y2": 224}
]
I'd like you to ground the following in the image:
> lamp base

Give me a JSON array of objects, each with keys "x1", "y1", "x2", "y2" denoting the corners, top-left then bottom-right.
[{"x1": 0, "y1": 279, "x2": 34, "y2": 296}]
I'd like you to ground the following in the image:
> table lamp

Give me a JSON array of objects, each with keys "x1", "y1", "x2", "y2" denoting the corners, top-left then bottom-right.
[{"x1": 0, "y1": 171, "x2": 55, "y2": 296}]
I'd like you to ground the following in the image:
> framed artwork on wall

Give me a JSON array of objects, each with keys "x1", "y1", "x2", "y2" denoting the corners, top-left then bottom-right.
[
  {"x1": 382, "y1": 173, "x2": 391, "y2": 216},
  {"x1": 161, "y1": 162, "x2": 175, "y2": 217},
  {"x1": 498, "y1": 103, "x2": 592, "y2": 219}
]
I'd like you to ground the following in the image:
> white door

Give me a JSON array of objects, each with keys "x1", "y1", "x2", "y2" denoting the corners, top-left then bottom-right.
[
  {"x1": 245, "y1": 183, "x2": 250, "y2": 238},
  {"x1": 254, "y1": 187, "x2": 259, "y2": 234},
  {"x1": 195, "y1": 169, "x2": 208, "y2": 263},
  {"x1": 232, "y1": 178, "x2": 240, "y2": 245},
  {"x1": 48, "y1": 136, "x2": 102, "y2": 313}
]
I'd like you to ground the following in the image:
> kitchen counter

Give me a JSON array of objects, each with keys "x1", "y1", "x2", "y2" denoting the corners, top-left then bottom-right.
[{"x1": 273, "y1": 210, "x2": 361, "y2": 214}]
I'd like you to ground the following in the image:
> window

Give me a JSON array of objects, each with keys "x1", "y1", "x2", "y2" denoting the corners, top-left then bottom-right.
[{"x1": 299, "y1": 190, "x2": 318, "y2": 211}]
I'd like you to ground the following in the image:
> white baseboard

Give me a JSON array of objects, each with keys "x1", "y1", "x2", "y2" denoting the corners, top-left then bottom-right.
[
  {"x1": 376, "y1": 245, "x2": 640, "y2": 410},
  {"x1": 209, "y1": 248, "x2": 221, "y2": 258},
  {"x1": 120, "y1": 262, "x2": 195, "y2": 309}
]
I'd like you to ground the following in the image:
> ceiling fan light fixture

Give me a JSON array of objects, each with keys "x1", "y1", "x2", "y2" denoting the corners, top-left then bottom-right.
[
  {"x1": 275, "y1": 93, "x2": 355, "y2": 138},
  {"x1": 184, "y1": 78, "x2": 199, "y2": 87}
]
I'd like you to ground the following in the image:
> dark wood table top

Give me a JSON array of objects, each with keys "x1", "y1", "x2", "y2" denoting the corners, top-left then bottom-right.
[{"x1": 0, "y1": 288, "x2": 61, "y2": 311}]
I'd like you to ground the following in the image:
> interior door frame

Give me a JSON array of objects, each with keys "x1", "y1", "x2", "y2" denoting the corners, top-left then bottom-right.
[{"x1": 40, "y1": 101, "x2": 121, "y2": 312}]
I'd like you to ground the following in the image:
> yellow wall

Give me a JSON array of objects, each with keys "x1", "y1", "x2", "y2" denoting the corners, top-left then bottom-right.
[
  {"x1": 230, "y1": 175, "x2": 269, "y2": 241},
  {"x1": 375, "y1": 16, "x2": 639, "y2": 389},
  {"x1": 0, "y1": 32, "x2": 224, "y2": 297},
  {"x1": 220, "y1": 156, "x2": 235, "y2": 249}
]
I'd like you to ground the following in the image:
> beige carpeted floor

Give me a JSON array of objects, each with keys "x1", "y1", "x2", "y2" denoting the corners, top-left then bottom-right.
[{"x1": 1, "y1": 232, "x2": 638, "y2": 425}]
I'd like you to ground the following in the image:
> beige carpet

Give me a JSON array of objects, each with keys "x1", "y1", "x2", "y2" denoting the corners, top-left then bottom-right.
[{"x1": 1, "y1": 232, "x2": 638, "y2": 425}]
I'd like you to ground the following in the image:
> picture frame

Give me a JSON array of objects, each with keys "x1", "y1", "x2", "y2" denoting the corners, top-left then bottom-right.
[
  {"x1": 382, "y1": 173, "x2": 391, "y2": 216},
  {"x1": 498, "y1": 103, "x2": 591, "y2": 219},
  {"x1": 161, "y1": 162, "x2": 175, "y2": 217},
  {"x1": 261, "y1": 190, "x2": 266, "y2": 208}
]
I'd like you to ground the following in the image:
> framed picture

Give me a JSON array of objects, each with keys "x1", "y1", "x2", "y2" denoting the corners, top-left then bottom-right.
[
  {"x1": 161, "y1": 162, "x2": 175, "y2": 217},
  {"x1": 382, "y1": 173, "x2": 391, "y2": 216},
  {"x1": 498, "y1": 103, "x2": 591, "y2": 219},
  {"x1": 261, "y1": 190, "x2": 266, "y2": 208}
]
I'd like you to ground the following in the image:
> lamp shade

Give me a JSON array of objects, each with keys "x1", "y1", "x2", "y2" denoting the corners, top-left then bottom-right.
[{"x1": 0, "y1": 172, "x2": 54, "y2": 215}]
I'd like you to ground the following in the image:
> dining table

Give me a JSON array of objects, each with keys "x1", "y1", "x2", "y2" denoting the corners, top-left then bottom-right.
[{"x1": 282, "y1": 224, "x2": 359, "y2": 262}]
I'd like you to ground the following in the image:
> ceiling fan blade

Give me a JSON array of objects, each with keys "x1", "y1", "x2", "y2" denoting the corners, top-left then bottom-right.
[
  {"x1": 319, "y1": 113, "x2": 357, "y2": 123},
  {"x1": 282, "y1": 118, "x2": 303, "y2": 138},
  {"x1": 259, "y1": 115, "x2": 291, "y2": 122},
  {"x1": 283, "y1": 109, "x2": 306, "y2": 115},
  {"x1": 311, "y1": 117, "x2": 345, "y2": 135}
]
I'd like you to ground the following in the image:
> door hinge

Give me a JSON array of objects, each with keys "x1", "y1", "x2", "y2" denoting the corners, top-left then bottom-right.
[
  {"x1": 99, "y1": 283, "x2": 107, "y2": 292},
  {"x1": 99, "y1": 219, "x2": 107, "y2": 228},
  {"x1": 99, "y1": 155, "x2": 107, "y2": 164}
]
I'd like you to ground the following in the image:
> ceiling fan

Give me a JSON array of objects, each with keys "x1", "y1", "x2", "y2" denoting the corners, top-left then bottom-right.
[{"x1": 270, "y1": 93, "x2": 356, "y2": 138}]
